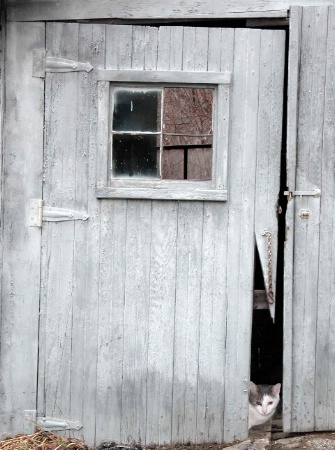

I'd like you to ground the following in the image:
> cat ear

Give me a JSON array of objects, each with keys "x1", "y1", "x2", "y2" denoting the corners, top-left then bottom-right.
[
  {"x1": 272, "y1": 383, "x2": 281, "y2": 395},
  {"x1": 249, "y1": 381, "x2": 258, "y2": 395}
]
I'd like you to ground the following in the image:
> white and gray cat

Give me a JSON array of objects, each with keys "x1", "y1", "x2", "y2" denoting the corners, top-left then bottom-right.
[{"x1": 248, "y1": 381, "x2": 281, "y2": 429}]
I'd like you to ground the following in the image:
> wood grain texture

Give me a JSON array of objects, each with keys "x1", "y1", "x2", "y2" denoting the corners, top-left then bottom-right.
[
  {"x1": 97, "y1": 69, "x2": 230, "y2": 84},
  {"x1": 70, "y1": 24, "x2": 106, "y2": 445},
  {"x1": 0, "y1": 22, "x2": 45, "y2": 437},
  {"x1": 95, "y1": 24, "x2": 132, "y2": 444},
  {"x1": 290, "y1": 6, "x2": 327, "y2": 432},
  {"x1": 96, "y1": 187, "x2": 228, "y2": 201},
  {"x1": 254, "y1": 29, "x2": 286, "y2": 320},
  {"x1": 38, "y1": 21, "x2": 80, "y2": 429},
  {"x1": 171, "y1": 27, "x2": 207, "y2": 444},
  {"x1": 195, "y1": 28, "x2": 233, "y2": 444},
  {"x1": 284, "y1": 5, "x2": 335, "y2": 435},
  {"x1": 314, "y1": 6, "x2": 335, "y2": 431},
  {"x1": 9, "y1": 0, "x2": 335, "y2": 21},
  {"x1": 286, "y1": 5, "x2": 335, "y2": 434},
  {"x1": 283, "y1": 5, "x2": 302, "y2": 432},
  {"x1": 223, "y1": 28, "x2": 261, "y2": 442},
  {"x1": 37, "y1": 24, "x2": 107, "y2": 446}
]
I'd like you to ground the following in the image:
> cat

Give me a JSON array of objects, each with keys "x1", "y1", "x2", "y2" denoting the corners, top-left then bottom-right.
[{"x1": 248, "y1": 381, "x2": 281, "y2": 429}]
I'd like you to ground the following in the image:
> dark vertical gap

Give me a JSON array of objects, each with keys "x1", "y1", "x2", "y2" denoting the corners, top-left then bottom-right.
[{"x1": 250, "y1": 27, "x2": 289, "y2": 392}]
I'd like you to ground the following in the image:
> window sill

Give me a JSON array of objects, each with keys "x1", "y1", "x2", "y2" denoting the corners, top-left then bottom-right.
[{"x1": 95, "y1": 186, "x2": 227, "y2": 201}]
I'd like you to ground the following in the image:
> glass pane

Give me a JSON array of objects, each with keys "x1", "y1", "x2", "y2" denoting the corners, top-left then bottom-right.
[
  {"x1": 113, "y1": 89, "x2": 162, "y2": 132},
  {"x1": 162, "y1": 87, "x2": 213, "y2": 180},
  {"x1": 162, "y1": 147, "x2": 212, "y2": 180},
  {"x1": 112, "y1": 134, "x2": 159, "y2": 178},
  {"x1": 162, "y1": 149, "x2": 184, "y2": 180},
  {"x1": 188, "y1": 147, "x2": 212, "y2": 180},
  {"x1": 163, "y1": 87, "x2": 213, "y2": 138}
]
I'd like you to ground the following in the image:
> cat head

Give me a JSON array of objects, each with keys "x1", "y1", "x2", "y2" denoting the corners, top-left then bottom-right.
[{"x1": 249, "y1": 381, "x2": 281, "y2": 416}]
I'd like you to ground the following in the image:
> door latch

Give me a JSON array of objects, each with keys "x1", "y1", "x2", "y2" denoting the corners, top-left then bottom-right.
[
  {"x1": 29, "y1": 199, "x2": 89, "y2": 227},
  {"x1": 284, "y1": 188, "x2": 321, "y2": 201}
]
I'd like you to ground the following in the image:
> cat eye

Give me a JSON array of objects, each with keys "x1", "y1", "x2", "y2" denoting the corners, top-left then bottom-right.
[
  {"x1": 268, "y1": 401, "x2": 273, "y2": 405},
  {"x1": 256, "y1": 401, "x2": 262, "y2": 406}
]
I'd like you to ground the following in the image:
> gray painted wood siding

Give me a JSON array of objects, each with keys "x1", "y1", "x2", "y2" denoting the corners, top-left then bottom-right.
[
  {"x1": 1, "y1": 22, "x2": 285, "y2": 445},
  {"x1": 0, "y1": 22, "x2": 45, "y2": 438},
  {"x1": 284, "y1": 5, "x2": 335, "y2": 433},
  {"x1": 5, "y1": 0, "x2": 335, "y2": 21}
]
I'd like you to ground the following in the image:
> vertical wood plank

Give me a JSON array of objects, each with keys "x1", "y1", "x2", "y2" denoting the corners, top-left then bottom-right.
[
  {"x1": 173, "y1": 201, "x2": 204, "y2": 443},
  {"x1": 223, "y1": 28, "x2": 260, "y2": 442},
  {"x1": 145, "y1": 202, "x2": 178, "y2": 445},
  {"x1": 171, "y1": 26, "x2": 206, "y2": 444},
  {"x1": 0, "y1": 22, "x2": 45, "y2": 437},
  {"x1": 290, "y1": 6, "x2": 327, "y2": 432},
  {"x1": 97, "y1": 80, "x2": 110, "y2": 188},
  {"x1": 254, "y1": 29, "x2": 286, "y2": 320},
  {"x1": 145, "y1": 26, "x2": 178, "y2": 446},
  {"x1": 96, "y1": 199, "x2": 127, "y2": 442},
  {"x1": 69, "y1": 23, "x2": 106, "y2": 445},
  {"x1": 314, "y1": 6, "x2": 335, "y2": 431},
  {"x1": 121, "y1": 199, "x2": 152, "y2": 444},
  {"x1": 117, "y1": 25, "x2": 153, "y2": 444},
  {"x1": 195, "y1": 27, "x2": 234, "y2": 444},
  {"x1": 283, "y1": 5, "x2": 302, "y2": 432},
  {"x1": 38, "y1": 22, "x2": 79, "y2": 425},
  {"x1": 95, "y1": 24, "x2": 132, "y2": 444}
]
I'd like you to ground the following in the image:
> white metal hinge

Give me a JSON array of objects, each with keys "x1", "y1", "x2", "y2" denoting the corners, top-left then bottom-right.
[
  {"x1": 284, "y1": 188, "x2": 321, "y2": 201},
  {"x1": 29, "y1": 199, "x2": 89, "y2": 227},
  {"x1": 23, "y1": 410, "x2": 82, "y2": 431},
  {"x1": 37, "y1": 416, "x2": 82, "y2": 431},
  {"x1": 33, "y1": 49, "x2": 93, "y2": 78}
]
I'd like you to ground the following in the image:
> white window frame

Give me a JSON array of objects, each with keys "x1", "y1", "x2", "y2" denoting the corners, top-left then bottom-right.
[{"x1": 96, "y1": 69, "x2": 231, "y2": 201}]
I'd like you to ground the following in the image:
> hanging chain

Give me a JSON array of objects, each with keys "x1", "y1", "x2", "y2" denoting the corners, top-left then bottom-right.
[{"x1": 261, "y1": 230, "x2": 274, "y2": 304}]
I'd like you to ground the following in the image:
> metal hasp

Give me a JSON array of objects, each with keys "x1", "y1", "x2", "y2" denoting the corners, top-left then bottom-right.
[
  {"x1": 284, "y1": 188, "x2": 321, "y2": 201},
  {"x1": 33, "y1": 48, "x2": 93, "y2": 78},
  {"x1": 37, "y1": 416, "x2": 82, "y2": 431},
  {"x1": 29, "y1": 199, "x2": 89, "y2": 227},
  {"x1": 300, "y1": 209, "x2": 310, "y2": 219}
]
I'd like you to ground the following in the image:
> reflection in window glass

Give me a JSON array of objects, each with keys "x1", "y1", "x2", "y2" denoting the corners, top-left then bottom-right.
[
  {"x1": 113, "y1": 134, "x2": 159, "y2": 178},
  {"x1": 111, "y1": 87, "x2": 213, "y2": 180},
  {"x1": 162, "y1": 87, "x2": 213, "y2": 180},
  {"x1": 113, "y1": 89, "x2": 161, "y2": 132}
]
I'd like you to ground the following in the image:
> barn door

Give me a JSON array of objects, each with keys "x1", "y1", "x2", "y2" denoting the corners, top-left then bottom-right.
[
  {"x1": 284, "y1": 6, "x2": 335, "y2": 433},
  {"x1": 33, "y1": 23, "x2": 285, "y2": 446}
]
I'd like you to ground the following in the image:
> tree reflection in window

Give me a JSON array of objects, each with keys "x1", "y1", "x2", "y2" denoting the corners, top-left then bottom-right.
[{"x1": 111, "y1": 87, "x2": 213, "y2": 180}]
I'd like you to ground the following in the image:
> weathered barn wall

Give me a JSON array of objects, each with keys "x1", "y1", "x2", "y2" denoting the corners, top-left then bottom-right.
[{"x1": 2, "y1": 0, "x2": 335, "y2": 445}]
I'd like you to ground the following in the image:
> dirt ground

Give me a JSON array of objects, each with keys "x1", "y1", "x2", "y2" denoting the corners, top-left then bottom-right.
[
  {"x1": 94, "y1": 433, "x2": 335, "y2": 450},
  {"x1": 2, "y1": 431, "x2": 335, "y2": 450}
]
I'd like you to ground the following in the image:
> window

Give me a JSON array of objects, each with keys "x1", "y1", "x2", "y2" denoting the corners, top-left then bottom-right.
[
  {"x1": 111, "y1": 87, "x2": 213, "y2": 181},
  {"x1": 96, "y1": 70, "x2": 230, "y2": 201}
]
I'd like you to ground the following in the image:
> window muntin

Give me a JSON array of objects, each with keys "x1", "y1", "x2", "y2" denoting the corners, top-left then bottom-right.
[{"x1": 111, "y1": 86, "x2": 214, "y2": 181}]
